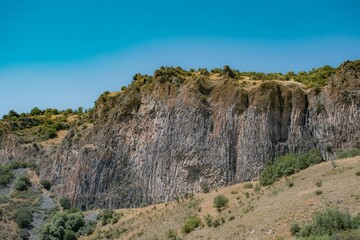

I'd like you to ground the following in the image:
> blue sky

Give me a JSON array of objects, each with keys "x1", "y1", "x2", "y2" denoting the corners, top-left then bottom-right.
[{"x1": 1, "y1": 0, "x2": 360, "y2": 116}]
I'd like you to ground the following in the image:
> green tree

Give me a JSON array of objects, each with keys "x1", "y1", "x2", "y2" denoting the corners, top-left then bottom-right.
[
  {"x1": 14, "y1": 208, "x2": 32, "y2": 228},
  {"x1": 30, "y1": 107, "x2": 42, "y2": 116},
  {"x1": 213, "y1": 195, "x2": 229, "y2": 211},
  {"x1": 60, "y1": 197, "x2": 72, "y2": 210}
]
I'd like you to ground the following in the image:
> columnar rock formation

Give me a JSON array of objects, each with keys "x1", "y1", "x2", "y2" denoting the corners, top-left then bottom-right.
[{"x1": 1, "y1": 61, "x2": 359, "y2": 209}]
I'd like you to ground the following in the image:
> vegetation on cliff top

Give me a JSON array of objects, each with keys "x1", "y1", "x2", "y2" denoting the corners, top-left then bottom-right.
[{"x1": 0, "y1": 107, "x2": 92, "y2": 143}]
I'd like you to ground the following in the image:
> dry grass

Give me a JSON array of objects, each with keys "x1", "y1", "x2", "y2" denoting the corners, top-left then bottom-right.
[{"x1": 83, "y1": 156, "x2": 360, "y2": 240}]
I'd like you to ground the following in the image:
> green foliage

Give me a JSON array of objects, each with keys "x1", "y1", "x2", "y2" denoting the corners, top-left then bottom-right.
[
  {"x1": 204, "y1": 214, "x2": 213, "y2": 227},
  {"x1": 0, "y1": 165, "x2": 14, "y2": 186},
  {"x1": 259, "y1": 149, "x2": 323, "y2": 186},
  {"x1": 14, "y1": 208, "x2": 33, "y2": 228},
  {"x1": 181, "y1": 215, "x2": 202, "y2": 234},
  {"x1": 97, "y1": 208, "x2": 121, "y2": 226},
  {"x1": 40, "y1": 211, "x2": 92, "y2": 240},
  {"x1": 200, "y1": 181, "x2": 210, "y2": 193},
  {"x1": 18, "y1": 176, "x2": 31, "y2": 186},
  {"x1": 64, "y1": 230, "x2": 77, "y2": 240},
  {"x1": 14, "y1": 180, "x2": 28, "y2": 191},
  {"x1": 296, "y1": 208, "x2": 356, "y2": 238},
  {"x1": 213, "y1": 195, "x2": 229, "y2": 211},
  {"x1": 243, "y1": 182, "x2": 253, "y2": 189},
  {"x1": 40, "y1": 179, "x2": 51, "y2": 190},
  {"x1": 294, "y1": 65, "x2": 336, "y2": 88},
  {"x1": 291, "y1": 223, "x2": 301, "y2": 235},
  {"x1": 60, "y1": 197, "x2": 72, "y2": 210},
  {"x1": 336, "y1": 148, "x2": 360, "y2": 159},
  {"x1": 165, "y1": 229, "x2": 179, "y2": 239}
]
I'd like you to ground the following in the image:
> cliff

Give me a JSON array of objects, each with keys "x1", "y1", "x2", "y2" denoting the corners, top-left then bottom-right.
[{"x1": 1, "y1": 61, "x2": 360, "y2": 209}]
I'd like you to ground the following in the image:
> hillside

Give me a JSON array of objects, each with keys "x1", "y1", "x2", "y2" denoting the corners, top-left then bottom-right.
[
  {"x1": 82, "y1": 156, "x2": 360, "y2": 240},
  {"x1": 0, "y1": 60, "x2": 360, "y2": 211}
]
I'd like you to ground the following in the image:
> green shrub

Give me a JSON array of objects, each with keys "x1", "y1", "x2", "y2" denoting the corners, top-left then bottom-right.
[
  {"x1": 290, "y1": 223, "x2": 300, "y2": 235},
  {"x1": 0, "y1": 166, "x2": 13, "y2": 186},
  {"x1": 60, "y1": 197, "x2": 72, "y2": 210},
  {"x1": 213, "y1": 195, "x2": 229, "y2": 211},
  {"x1": 181, "y1": 215, "x2": 201, "y2": 234},
  {"x1": 200, "y1": 181, "x2": 210, "y2": 193},
  {"x1": 213, "y1": 219, "x2": 221, "y2": 228},
  {"x1": 64, "y1": 230, "x2": 77, "y2": 240},
  {"x1": 97, "y1": 208, "x2": 121, "y2": 226},
  {"x1": 15, "y1": 180, "x2": 28, "y2": 191},
  {"x1": 18, "y1": 176, "x2": 31, "y2": 186},
  {"x1": 41, "y1": 211, "x2": 87, "y2": 239},
  {"x1": 259, "y1": 149, "x2": 322, "y2": 186},
  {"x1": 14, "y1": 208, "x2": 32, "y2": 228},
  {"x1": 336, "y1": 148, "x2": 360, "y2": 159},
  {"x1": 204, "y1": 214, "x2": 213, "y2": 227},
  {"x1": 296, "y1": 208, "x2": 353, "y2": 238},
  {"x1": 243, "y1": 183, "x2": 253, "y2": 189},
  {"x1": 40, "y1": 179, "x2": 51, "y2": 190},
  {"x1": 165, "y1": 229, "x2": 177, "y2": 239}
]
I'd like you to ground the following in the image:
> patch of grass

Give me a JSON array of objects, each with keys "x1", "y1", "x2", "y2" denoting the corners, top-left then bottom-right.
[
  {"x1": 243, "y1": 183, "x2": 253, "y2": 189},
  {"x1": 259, "y1": 149, "x2": 323, "y2": 186},
  {"x1": 336, "y1": 148, "x2": 360, "y2": 159}
]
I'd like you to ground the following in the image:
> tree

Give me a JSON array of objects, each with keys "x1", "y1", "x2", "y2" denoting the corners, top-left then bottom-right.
[
  {"x1": 30, "y1": 107, "x2": 42, "y2": 116},
  {"x1": 60, "y1": 197, "x2": 72, "y2": 210},
  {"x1": 14, "y1": 208, "x2": 32, "y2": 228},
  {"x1": 213, "y1": 195, "x2": 229, "y2": 211}
]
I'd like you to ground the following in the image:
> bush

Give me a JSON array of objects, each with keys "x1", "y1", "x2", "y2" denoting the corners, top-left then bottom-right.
[
  {"x1": 14, "y1": 208, "x2": 32, "y2": 228},
  {"x1": 336, "y1": 148, "x2": 360, "y2": 159},
  {"x1": 243, "y1": 183, "x2": 253, "y2": 189},
  {"x1": 0, "y1": 167, "x2": 13, "y2": 186},
  {"x1": 18, "y1": 176, "x2": 31, "y2": 186},
  {"x1": 296, "y1": 208, "x2": 353, "y2": 238},
  {"x1": 60, "y1": 197, "x2": 72, "y2": 210},
  {"x1": 97, "y1": 208, "x2": 121, "y2": 226},
  {"x1": 40, "y1": 179, "x2": 51, "y2": 190},
  {"x1": 213, "y1": 195, "x2": 229, "y2": 211},
  {"x1": 200, "y1": 181, "x2": 210, "y2": 193},
  {"x1": 64, "y1": 230, "x2": 77, "y2": 240},
  {"x1": 181, "y1": 215, "x2": 201, "y2": 234},
  {"x1": 204, "y1": 214, "x2": 213, "y2": 227},
  {"x1": 290, "y1": 223, "x2": 300, "y2": 235},
  {"x1": 15, "y1": 180, "x2": 28, "y2": 191},
  {"x1": 259, "y1": 149, "x2": 322, "y2": 186},
  {"x1": 41, "y1": 211, "x2": 87, "y2": 239}
]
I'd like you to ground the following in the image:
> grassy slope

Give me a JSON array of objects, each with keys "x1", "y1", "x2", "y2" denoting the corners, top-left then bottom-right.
[{"x1": 83, "y1": 156, "x2": 360, "y2": 240}]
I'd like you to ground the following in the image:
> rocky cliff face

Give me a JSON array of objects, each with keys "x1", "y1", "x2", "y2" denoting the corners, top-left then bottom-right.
[{"x1": 2, "y1": 61, "x2": 360, "y2": 209}]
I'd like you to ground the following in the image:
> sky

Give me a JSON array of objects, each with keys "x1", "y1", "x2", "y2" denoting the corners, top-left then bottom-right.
[{"x1": 1, "y1": 0, "x2": 360, "y2": 116}]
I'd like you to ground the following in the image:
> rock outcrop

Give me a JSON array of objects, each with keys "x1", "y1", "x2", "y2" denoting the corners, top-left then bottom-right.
[{"x1": 1, "y1": 61, "x2": 360, "y2": 209}]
